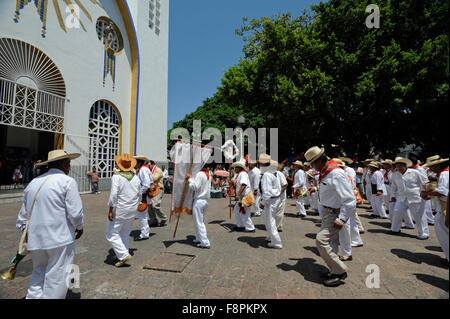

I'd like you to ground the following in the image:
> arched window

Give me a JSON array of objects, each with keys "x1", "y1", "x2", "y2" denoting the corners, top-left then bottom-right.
[{"x1": 88, "y1": 101, "x2": 120, "y2": 179}]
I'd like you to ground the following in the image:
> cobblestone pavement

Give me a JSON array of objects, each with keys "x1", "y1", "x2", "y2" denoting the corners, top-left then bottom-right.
[{"x1": 0, "y1": 193, "x2": 448, "y2": 299}]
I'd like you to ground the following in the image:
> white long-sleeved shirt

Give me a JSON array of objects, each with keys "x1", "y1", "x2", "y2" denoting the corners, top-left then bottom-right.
[
  {"x1": 344, "y1": 167, "x2": 356, "y2": 186},
  {"x1": 435, "y1": 170, "x2": 449, "y2": 202},
  {"x1": 138, "y1": 165, "x2": 154, "y2": 194},
  {"x1": 370, "y1": 170, "x2": 386, "y2": 194},
  {"x1": 188, "y1": 171, "x2": 211, "y2": 200},
  {"x1": 108, "y1": 173, "x2": 141, "y2": 221},
  {"x1": 276, "y1": 171, "x2": 288, "y2": 200},
  {"x1": 293, "y1": 169, "x2": 306, "y2": 189},
  {"x1": 390, "y1": 169, "x2": 428, "y2": 204},
  {"x1": 318, "y1": 168, "x2": 356, "y2": 223},
  {"x1": 16, "y1": 169, "x2": 84, "y2": 251},
  {"x1": 235, "y1": 171, "x2": 252, "y2": 202},
  {"x1": 260, "y1": 172, "x2": 281, "y2": 205},
  {"x1": 248, "y1": 167, "x2": 262, "y2": 192}
]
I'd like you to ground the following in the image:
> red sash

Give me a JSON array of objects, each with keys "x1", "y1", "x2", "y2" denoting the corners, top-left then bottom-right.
[
  {"x1": 412, "y1": 164, "x2": 419, "y2": 169},
  {"x1": 384, "y1": 169, "x2": 390, "y2": 182},
  {"x1": 201, "y1": 169, "x2": 209, "y2": 180},
  {"x1": 319, "y1": 160, "x2": 342, "y2": 184},
  {"x1": 151, "y1": 165, "x2": 158, "y2": 174}
]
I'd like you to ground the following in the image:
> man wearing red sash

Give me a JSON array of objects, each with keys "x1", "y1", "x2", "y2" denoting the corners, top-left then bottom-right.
[
  {"x1": 186, "y1": 166, "x2": 212, "y2": 248},
  {"x1": 305, "y1": 146, "x2": 355, "y2": 287}
]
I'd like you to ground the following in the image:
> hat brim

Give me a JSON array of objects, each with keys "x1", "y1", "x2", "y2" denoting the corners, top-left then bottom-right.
[
  {"x1": 37, "y1": 153, "x2": 81, "y2": 166},
  {"x1": 115, "y1": 155, "x2": 137, "y2": 172},
  {"x1": 134, "y1": 156, "x2": 150, "y2": 162},
  {"x1": 427, "y1": 158, "x2": 449, "y2": 167},
  {"x1": 308, "y1": 148, "x2": 325, "y2": 163},
  {"x1": 394, "y1": 159, "x2": 413, "y2": 167}
]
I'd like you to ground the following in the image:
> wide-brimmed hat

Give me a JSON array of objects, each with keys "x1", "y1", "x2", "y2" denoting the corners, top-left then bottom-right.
[
  {"x1": 381, "y1": 159, "x2": 394, "y2": 166},
  {"x1": 425, "y1": 155, "x2": 449, "y2": 167},
  {"x1": 258, "y1": 154, "x2": 271, "y2": 165},
  {"x1": 115, "y1": 153, "x2": 137, "y2": 172},
  {"x1": 134, "y1": 155, "x2": 149, "y2": 162},
  {"x1": 293, "y1": 160, "x2": 304, "y2": 167},
  {"x1": 37, "y1": 150, "x2": 80, "y2": 166},
  {"x1": 231, "y1": 159, "x2": 247, "y2": 170},
  {"x1": 303, "y1": 161, "x2": 310, "y2": 167},
  {"x1": 339, "y1": 157, "x2": 353, "y2": 165},
  {"x1": 394, "y1": 157, "x2": 413, "y2": 167},
  {"x1": 305, "y1": 146, "x2": 325, "y2": 163},
  {"x1": 364, "y1": 159, "x2": 373, "y2": 164},
  {"x1": 368, "y1": 161, "x2": 380, "y2": 169}
]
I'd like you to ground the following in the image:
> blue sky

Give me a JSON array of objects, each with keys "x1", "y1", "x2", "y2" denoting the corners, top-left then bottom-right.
[{"x1": 167, "y1": 0, "x2": 324, "y2": 130}]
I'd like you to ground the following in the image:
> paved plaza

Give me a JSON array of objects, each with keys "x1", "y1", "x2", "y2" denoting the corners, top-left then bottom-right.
[{"x1": 0, "y1": 193, "x2": 448, "y2": 299}]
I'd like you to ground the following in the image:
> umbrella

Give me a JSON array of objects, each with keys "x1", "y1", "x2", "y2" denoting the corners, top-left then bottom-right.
[{"x1": 215, "y1": 170, "x2": 229, "y2": 177}]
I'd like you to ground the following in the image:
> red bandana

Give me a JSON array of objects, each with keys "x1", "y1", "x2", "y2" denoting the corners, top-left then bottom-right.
[
  {"x1": 319, "y1": 160, "x2": 342, "y2": 183},
  {"x1": 201, "y1": 168, "x2": 209, "y2": 180},
  {"x1": 384, "y1": 169, "x2": 390, "y2": 182}
]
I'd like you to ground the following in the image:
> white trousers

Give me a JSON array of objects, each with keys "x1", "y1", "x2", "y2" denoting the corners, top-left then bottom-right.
[
  {"x1": 137, "y1": 211, "x2": 150, "y2": 238},
  {"x1": 295, "y1": 198, "x2": 306, "y2": 216},
  {"x1": 252, "y1": 192, "x2": 262, "y2": 214},
  {"x1": 339, "y1": 210, "x2": 364, "y2": 256},
  {"x1": 106, "y1": 218, "x2": 134, "y2": 261},
  {"x1": 310, "y1": 192, "x2": 319, "y2": 210},
  {"x1": 434, "y1": 212, "x2": 449, "y2": 261},
  {"x1": 275, "y1": 197, "x2": 286, "y2": 229},
  {"x1": 263, "y1": 197, "x2": 282, "y2": 246},
  {"x1": 423, "y1": 199, "x2": 435, "y2": 225},
  {"x1": 234, "y1": 203, "x2": 255, "y2": 231},
  {"x1": 371, "y1": 194, "x2": 387, "y2": 218},
  {"x1": 193, "y1": 198, "x2": 210, "y2": 247},
  {"x1": 365, "y1": 183, "x2": 372, "y2": 202},
  {"x1": 27, "y1": 243, "x2": 75, "y2": 299},
  {"x1": 383, "y1": 185, "x2": 391, "y2": 210},
  {"x1": 318, "y1": 204, "x2": 323, "y2": 220},
  {"x1": 392, "y1": 200, "x2": 429, "y2": 237}
]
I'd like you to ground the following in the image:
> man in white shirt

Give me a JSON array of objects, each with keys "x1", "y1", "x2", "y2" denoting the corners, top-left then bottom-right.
[
  {"x1": 162, "y1": 165, "x2": 169, "y2": 192},
  {"x1": 363, "y1": 159, "x2": 373, "y2": 203},
  {"x1": 186, "y1": 166, "x2": 212, "y2": 248},
  {"x1": 232, "y1": 160, "x2": 255, "y2": 232},
  {"x1": 293, "y1": 161, "x2": 307, "y2": 218},
  {"x1": 305, "y1": 147, "x2": 355, "y2": 287},
  {"x1": 134, "y1": 156, "x2": 152, "y2": 241},
  {"x1": 275, "y1": 163, "x2": 288, "y2": 232},
  {"x1": 390, "y1": 157, "x2": 430, "y2": 239},
  {"x1": 248, "y1": 160, "x2": 262, "y2": 217},
  {"x1": 106, "y1": 154, "x2": 141, "y2": 267},
  {"x1": 16, "y1": 150, "x2": 84, "y2": 299},
  {"x1": 411, "y1": 158, "x2": 435, "y2": 226},
  {"x1": 422, "y1": 156, "x2": 449, "y2": 261},
  {"x1": 368, "y1": 162, "x2": 388, "y2": 219},
  {"x1": 259, "y1": 154, "x2": 283, "y2": 248}
]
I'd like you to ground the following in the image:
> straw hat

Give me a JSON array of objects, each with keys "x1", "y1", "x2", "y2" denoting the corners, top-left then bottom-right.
[
  {"x1": 293, "y1": 160, "x2": 304, "y2": 168},
  {"x1": 364, "y1": 159, "x2": 373, "y2": 164},
  {"x1": 426, "y1": 155, "x2": 449, "y2": 167},
  {"x1": 231, "y1": 159, "x2": 247, "y2": 170},
  {"x1": 305, "y1": 146, "x2": 325, "y2": 163},
  {"x1": 37, "y1": 150, "x2": 80, "y2": 166},
  {"x1": 303, "y1": 161, "x2": 310, "y2": 167},
  {"x1": 394, "y1": 157, "x2": 413, "y2": 167},
  {"x1": 115, "y1": 153, "x2": 137, "y2": 172},
  {"x1": 258, "y1": 154, "x2": 271, "y2": 165},
  {"x1": 368, "y1": 161, "x2": 380, "y2": 169},
  {"x1": 339, "y1": 157, "x2": 353, "y2": 165},
  {"x1": 381, "y1": 159, "x2": 394, "y2": 166},
  {"x1": 134, "y1": 155, "x2": 150, "y2": 162}
]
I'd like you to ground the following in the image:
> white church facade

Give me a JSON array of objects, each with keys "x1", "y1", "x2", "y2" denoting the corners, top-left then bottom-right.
[{"x1": 0, "y1": 0, "x2": 169, "y2": 191}]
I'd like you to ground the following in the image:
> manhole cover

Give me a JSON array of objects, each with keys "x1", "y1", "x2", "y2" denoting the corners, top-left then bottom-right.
[{"x1": 143, "y1": 252, "x2": 196, "y2": 273}]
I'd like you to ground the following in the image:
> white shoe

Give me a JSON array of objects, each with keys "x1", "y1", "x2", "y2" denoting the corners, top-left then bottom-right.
[
  {"x1": 267, "y1": 242, "x2": 282, "y2": 249},
  {"x1": 193, "y1": 239, "x2": 200, "y2": 244},
  {"x1": 254, "y1": 212, "x2": 261, "y2": 217}
]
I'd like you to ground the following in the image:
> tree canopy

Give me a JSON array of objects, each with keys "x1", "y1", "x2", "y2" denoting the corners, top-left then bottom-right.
[{"x1": 168, "y1": 0, "x2": 449, "y2": 160}]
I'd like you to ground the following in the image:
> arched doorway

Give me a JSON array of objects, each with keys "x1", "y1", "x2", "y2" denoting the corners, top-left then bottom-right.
[{"x1": 88, "y1": 100, "x2": 121, "y2": 179}]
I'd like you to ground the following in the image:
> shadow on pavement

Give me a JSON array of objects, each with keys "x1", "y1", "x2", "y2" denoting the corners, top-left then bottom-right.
[
  {"x1": 368, "y1": 221, "x2": 392, "y2": 229},
  {"x1": 208, "y1": 220, "x2": 226, "y2": 225},
  {"x1": 414, "y1": 273, "x2": 449, "y2": 293},
  {"x1": 237, "y1": 236, "x2": 268, "y2": 249},
  {"x1": 255, "y1": 224, "x2": 266, "y2": 231},
  {"x1": 368, "y1": 229, "x2": 417, "y2": 238},
  {"x1": 391, "y1": 249, "x2": 449, "y2": 269},
  {"x1": 303, "y1": 246, "x2": 320, "y2": 257},
  {"x1": 425, "y1": 246, "x2": 444, "y2": 252},
  {"x1": 301, "y1": 217, "x2": 321, "y2": 223},
  {"x1": 129, "y1": 230, "x2": 156, "y2": 239},
  {"x1": 284, "y1": 213, "x2": 300, "y2": 218},
  {"x1": 305, "y1": 233, "x2": 316, "y2": 240},
  {"x1": 277, "y1": 258, "x2": 328, "y2": 285},
  {"x1": 162, "y1": 235, "x2": 198, "y2": 248},
  {"x1": 104, "y1": 249, "x2": 131, "y2": 267}
]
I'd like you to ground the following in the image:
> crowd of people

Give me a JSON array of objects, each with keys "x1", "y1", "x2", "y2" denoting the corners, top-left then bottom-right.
[
  {"x1": 0, "y1": 153, "x2": 45, "y2": 189},
  {"x1": 9, "y1": 146, "x2": 449, "y2": 297}
]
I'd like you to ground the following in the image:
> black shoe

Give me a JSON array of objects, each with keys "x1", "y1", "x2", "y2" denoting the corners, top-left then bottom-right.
[
  {"x1": 323, "y1": 273, "x2": 347, "y2": 287},
  {"x1": 245, "y1": 229, "x2": 256, "y2": 233},
  {"x1": 339, "y1": 255, "x2": 352, "y2": 262},
  {"x1": 134, "y1": 236, "x2": 149, "y2": 242},
  {"x1": 389, "y1": 230, "x2": 402, "y2": 235},
  {"x1": 149, "y1": 223, "x2": 159, "y2": 227},
  {"x1": 159, "y1": 221, "x2": 167, "y2": 227},
  {"x1": 233, "y1": 226, "x2": 245, "y2": 231},
  {"x1": 321, "y1": 272, "x2": 347, "y2": 280}
]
